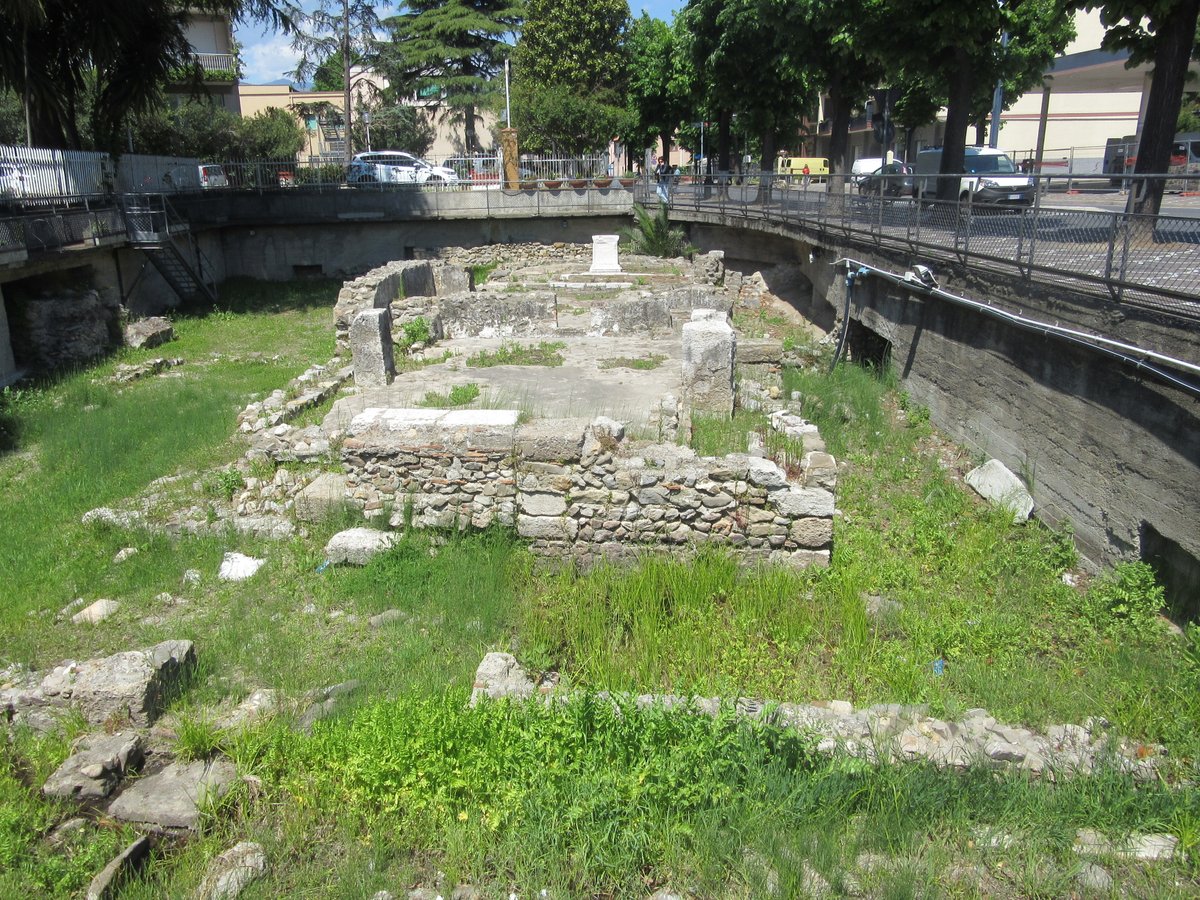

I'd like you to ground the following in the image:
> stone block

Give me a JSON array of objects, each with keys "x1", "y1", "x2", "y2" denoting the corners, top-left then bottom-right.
[
  {"x1": 789, "y1": 516, "x2": 834, "y2": 548},
  {"x1": 294, "y1": 472, "x2": 348, "y2": 522},
  {"x1": 681, "y1": 317, "x2": 736, "y2": 417},
  {"x1": 471, "y1": 652, "x2": 535, "y2": 705},
  {"x1": 521, "y1": 493, "x2": 568, "y2": 517},
  {"x1": 802, "y1": 451, "x2": 838, "y2": 489},
  {"x1": 38, "y1": 639, "x2": 195, "y2": 728},
  {"x1": 195, "y1": 841, "x2": 268, "y2": 900},
  {"x1": 516, "y1": 418, "x2": 588, "y2": 462},
  {"x1": 324, "y1": 527, "x2": 398, "y2": 565},
  {"x1": 43, "y1": 732, "x2": 143, "y2": 801},
  {"x1": 588, "y1": 298, "x2": 673, "y2": 336},
  {"x1": 773, "y1": 487, "x2": 835, "y2": 518},
  {"x1": 350, "y1": 309, "x2": 395, "y2": 387},
  {"x1": 736, "y1": 339, "x2": 783, "y2": 364},
  {"x1": 431, "y1": 263, "x2": 473, "y2": 295},
  {"x1": 517, "y1": 514, "x2": 569, "y2": 540},
  {"x1": 124, "y1": 316, "x2": 174, "y2": 350},
  {"x1": 107, "y1": 759, "x2": 236, "y2": 831},
  {"x1": 964, "y1": 459, "x2": 1034, "y2": 523}
]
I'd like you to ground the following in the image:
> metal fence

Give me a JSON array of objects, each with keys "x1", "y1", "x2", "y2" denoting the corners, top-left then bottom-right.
[
  {"x1": 0, "y1": 144, "x2": 111, "y2": 199},
  {"x1": 643, "y1": 172, "x2": 1200, "y2": 324},
  {"x1": 0, "y1": 198, "x2": 126, "y2": 257}
]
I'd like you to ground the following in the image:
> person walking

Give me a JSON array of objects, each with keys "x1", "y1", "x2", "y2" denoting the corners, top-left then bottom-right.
[{"x1": 655, "y1": 155, "x2": 672, "y2": 204}]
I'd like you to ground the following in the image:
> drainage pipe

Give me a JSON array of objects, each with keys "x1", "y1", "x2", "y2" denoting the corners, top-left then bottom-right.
[
  {"x1": 830, "y1": 264, "x2": 868, "y2": 370},
  {"x1": 834, "y1": 257, "x2": 1200, "y2": 398}
]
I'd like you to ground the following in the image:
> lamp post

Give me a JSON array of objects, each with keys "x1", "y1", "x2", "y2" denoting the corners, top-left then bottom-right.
[{"x1": 362, "y1": 110, "x2": 372, "y2": 152}]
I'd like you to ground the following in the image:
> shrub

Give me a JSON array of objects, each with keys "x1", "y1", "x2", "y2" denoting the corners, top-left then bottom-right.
[
  {"x1": 622, "y1": 203, "x2": 697, "y2": 259},
  {"x1": 400, "y1": 317, "x2": 433, "y2": 348}
]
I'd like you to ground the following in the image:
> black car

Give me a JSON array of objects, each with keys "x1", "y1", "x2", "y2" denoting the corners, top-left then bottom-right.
[{"x1": 857, "y1": 162, "x2": 913, "y2": 198}]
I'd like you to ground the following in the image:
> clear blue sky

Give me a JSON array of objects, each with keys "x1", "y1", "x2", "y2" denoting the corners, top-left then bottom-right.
[{"x1": 237, "y1": 2, "x2": 684, "y2": 85}]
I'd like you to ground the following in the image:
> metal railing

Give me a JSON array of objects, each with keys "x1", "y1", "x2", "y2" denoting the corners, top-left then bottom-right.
[
  {"x1": 0, "y1": 198, "x2": 125, "y2": 257},
  {"x1": 642, "y1": 171, "x2": 1200, "y2": 324}
]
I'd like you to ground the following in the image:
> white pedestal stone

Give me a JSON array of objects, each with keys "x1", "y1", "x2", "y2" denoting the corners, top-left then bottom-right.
[{"x1": 588, "y1": 234, "x2": 622, "y2": 274}]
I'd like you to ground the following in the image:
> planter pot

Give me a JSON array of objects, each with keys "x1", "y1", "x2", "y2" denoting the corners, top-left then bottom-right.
[
  {"x1": 519, "y1": 180, "x2": 538, "y2": 191},
  {"x1": 592, "y1": 178, "x2": 613, "y2": 189},
  {"x1": 569, "y1": 179, "x2": 589, "y2": 189},
  {"x1": 542, "y1": 180, "x2": 563, "y2": 190},
  {"x1": 618, "y1": 178, "x2": 637, "y2": 188}
]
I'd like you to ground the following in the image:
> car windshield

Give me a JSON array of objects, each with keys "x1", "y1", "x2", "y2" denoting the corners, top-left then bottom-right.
[{"x1": 965, "y1": 154, "x2": 1017, "y2": 174}]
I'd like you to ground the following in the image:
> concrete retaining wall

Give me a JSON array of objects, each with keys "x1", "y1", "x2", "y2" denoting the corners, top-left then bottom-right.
[{"x1": 340, "y1": 410, "x2": 836, "y2": 569}]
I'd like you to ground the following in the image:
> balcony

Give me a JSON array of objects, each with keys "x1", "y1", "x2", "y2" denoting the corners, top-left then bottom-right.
[{"x1": 192, "y1": 52, "x2": 238, "y2": 80}]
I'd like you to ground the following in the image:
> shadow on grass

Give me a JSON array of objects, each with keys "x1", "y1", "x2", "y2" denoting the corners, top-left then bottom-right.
[{"x1": 175, "y1": 276, "x2": 342, "y2": 318}]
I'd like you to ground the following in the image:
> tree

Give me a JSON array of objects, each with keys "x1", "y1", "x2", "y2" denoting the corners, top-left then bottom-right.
[
  {"x1": 0, "y1": 0, "x2": 295, "y2": 152},
  {"x1": 511, "y1": 0, "x2": 630, "y2": 154},
  {"x1": 290, "y1": 1, "x2": 384, "y2": 161},
  {"x1": 380, "y1": 1, "x2": 521, "y2": 154},
  {"x1": 1069, "y1": 0, "x2": 1200, "y2": 215},
  {"x1": 133, "y1": 100, "x2": 303, "y2": 158},
  {"x1": 237, "y1": 106, "x2": 305, "y2": 157},
  {"x1": 623, "y1": 14, "x2": 690, "y2": 165},
  {"x1": 350, "y1": 104, "x2": 435, "y2": 155}
]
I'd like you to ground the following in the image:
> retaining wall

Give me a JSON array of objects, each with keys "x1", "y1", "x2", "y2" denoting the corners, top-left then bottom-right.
[{"x1": 340, "y1": 409, "x2": 836, "y2": 569}]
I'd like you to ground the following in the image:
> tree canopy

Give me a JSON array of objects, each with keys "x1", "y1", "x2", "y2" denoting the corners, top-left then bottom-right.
[
  {"x1": 379, "y1": 0, "x2": 521, "y2": 154},
  {"x1": 511, "y1": 0, "x2": 630, "y2": 154},
  {"x1": 0, "y1": 0, "x2": 296, "y2": 152}
]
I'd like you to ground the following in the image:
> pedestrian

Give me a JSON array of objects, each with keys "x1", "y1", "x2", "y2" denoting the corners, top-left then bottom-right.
[{"x1": 655, "y1": 155, "x2": 672, "y2": 204}]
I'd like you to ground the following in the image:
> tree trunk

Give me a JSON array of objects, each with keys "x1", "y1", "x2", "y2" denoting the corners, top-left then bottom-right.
[
  {"x1": 717, "y1": 108, "x2": 732, "y2": 173},
  {"x1": 974, "y1": 118, "x2": 986, "y2": 146},
  {"x1": 938, "y1": 46, "x2": 976, "y2": 201},
  {"x1": 1133, "y1": 0, "x2": 1200, "y2": 217},
  {"x1": 760, "y1": 129, "x2": 776, "y2": 204},
  {"x1": 660, "y1": 130, "x2": 672, "y2": 167},
  {"x1": 465, "y1": 102, "x2": 477, "y2": 153},
  {"x1": 343, "y1": 0, "x2": 352, "y2": 162},
  {"x1": 826, "y1": 75, "x2": 853, "y2": 213}
]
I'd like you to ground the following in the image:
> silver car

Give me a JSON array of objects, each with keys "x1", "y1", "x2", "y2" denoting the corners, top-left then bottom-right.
[{"x1": 347, "y1": 151, "x2": 459, "y2": 187}]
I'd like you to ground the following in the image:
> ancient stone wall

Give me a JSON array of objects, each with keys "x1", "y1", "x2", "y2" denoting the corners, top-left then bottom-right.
[
  {"x1": 340, "y1": 409, "x2": 836, "y2": 568},
  {"x1": 332, "y1": 259, "x2": 472, "y2": 349}
]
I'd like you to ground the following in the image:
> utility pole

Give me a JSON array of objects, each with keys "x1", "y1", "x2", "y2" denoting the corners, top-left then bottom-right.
[{"x1": 342, "y1": 0, "x2": 352, "y2": 164}]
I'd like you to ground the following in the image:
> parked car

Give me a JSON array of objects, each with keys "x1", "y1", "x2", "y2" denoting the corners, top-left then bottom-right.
[
  {"x1": 0, "y1": 163, "x2": 26, "y2": 201},
  {"x1": 347, "y1": 151, "x2": 460, "y2": 187},
  {"x1": 857, "y1": 162, "x2": 913, "y2": 197},
  {"x1": 851, "y1": 156, "x2": 905, "y2": 184},
  {"x1": 198, "y1": 164, "x2": 229, "y2": 189},
  {"x1": 913, "y1": 146, "x2": 1035, "y2": 206}
]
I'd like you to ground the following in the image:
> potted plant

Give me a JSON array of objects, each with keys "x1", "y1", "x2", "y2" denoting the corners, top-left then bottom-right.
[
  {"x1": 592, "y1": 176, "x2": 613, "y2": 189},
  {"x1": 569, "y1": 177, "x2": 589, "y2": 189},
  {"x1": 618, "y1": 172, "x2": 638, "y2": 188},
  {"x1": 542, "y1": 175, "x2": 563, "y2": 190}
]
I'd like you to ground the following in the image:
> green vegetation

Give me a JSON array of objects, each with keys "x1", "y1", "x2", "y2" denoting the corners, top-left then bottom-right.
[
  {"x1": 419, "y1": 383, "x2": 481, "y2": 408},
  {"x1": 0, "y1": 282, "x2": 1196, "y2": 897},
  {"x1": 622, "y1": 202, "x2": 698, "y2": 259},
  {"x1": 398, "y1": 316, "x2": 432, "y2": 349},
  {"x1": 598, "y1": 353, "x2": 667, "y2": 370},
  {"x1": 470, "y1": 261, "x2": 501, "y2": 285},
  {"x1": 466, "y1": 341, "x2": 566, "y2": 368}
]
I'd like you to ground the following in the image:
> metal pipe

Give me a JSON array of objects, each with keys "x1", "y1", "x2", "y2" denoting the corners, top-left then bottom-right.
[{"x1": 834, "y1": 256, "x2": 1200, "y2": 396}]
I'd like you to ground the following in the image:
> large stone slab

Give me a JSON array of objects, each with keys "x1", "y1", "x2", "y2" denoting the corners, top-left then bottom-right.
[
  {"x1": 350, "y1": 308, "x2": 395, "y2": 388},
  {"x1": 124, "y1": 316, "x2": 174, "y2": 350},
  {"x1": 516, "y1": 418, "x2": 588, "y2": 462},
  {"x1": 86, "y1": 835, "x2": 150, "y2": 900},
  {"x1": 681, "y1": 315, "x2": 736, "y2": 417},
  {"x1": 965, "y1": 459, "x2": 1034, "y2": 523},
  {"x1": 43, "y1": 731, "x2": 143, "y2": 801},
  {"x1": 346, "y1": 407, "x2": 518, "y2": 452},
  {"x1": 36, "y1": 640, "x2": 195, "y2": 728},
  {"x1": 107, "y1": 758, "x2": 237, "y2": 831}
]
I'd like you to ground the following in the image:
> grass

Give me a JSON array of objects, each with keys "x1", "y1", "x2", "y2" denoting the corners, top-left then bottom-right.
[
  {"x1": 598, "y1": 353, "x2": 667, "y2": 371},
  {"x1": 418, "y1": 383, "x2": 480, "y2": 408},
  {"x1": 0, "y1": 280, "x2": 1197, "y2": 897},
  {"x1": 466, "y1": 341, "x2": 566, "y2": 368},
  {"x1": 470, "y1": 261, "x2": 500, "y2": 285}
]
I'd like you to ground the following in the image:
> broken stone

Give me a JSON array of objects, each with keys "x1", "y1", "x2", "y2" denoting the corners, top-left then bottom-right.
[
  {"x1": 86, "y1": 835, "x2": 151, "y2": 900},
  {"x1": 298, "y1": 680, "x2": 362, "y2": 731},
  {"x1": 107, "y1": 758, "x2": 237, "y2": 831},
  {"x1": 294, "y1": 472, "x2": 348, "y2": 522},
  {"x1": 964, "y1": 459, "x2": 1034, "y2": 524},
  {"x1": 324, "y1": 527, "x2": 398, "y2": 566},
  {"x1": 218, "y1": 552, "x2": 265, "y2": 581},
  {"x1": 71, "y1": 598, "x2": 120, "y2": 625},
  {"x1": 113, "y1": 547, "x2": 138, "y2": 564},
  {"x1": 470, "y1": 652, "x2": 535, "y2": 705},
  {"x1": 195, "y1": 841, "x2": 268, "y2": 900},
  {"x1": 124, "y1": 316, "x2": 175, "y2": 350},
  {"x1": 213, "y1": 689, "x2": 278, "y2": 732},
  {"x1": 43, "y1": 731, "x2": 143, "y2": 801}
]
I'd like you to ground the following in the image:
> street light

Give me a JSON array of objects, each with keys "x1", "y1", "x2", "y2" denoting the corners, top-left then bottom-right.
[{"x1": 362, "y1": 110, "x2": 372, "y2": 152}]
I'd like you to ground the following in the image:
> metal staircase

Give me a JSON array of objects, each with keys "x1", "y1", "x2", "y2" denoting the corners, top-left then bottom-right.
[{"x1": 121, "y1": 195, "x2": 217, "y2": 305}]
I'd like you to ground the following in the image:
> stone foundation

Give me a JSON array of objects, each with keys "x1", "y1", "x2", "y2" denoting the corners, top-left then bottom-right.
[{"x1": 341, "y1": 409, "x2": 836, "y2": 568}]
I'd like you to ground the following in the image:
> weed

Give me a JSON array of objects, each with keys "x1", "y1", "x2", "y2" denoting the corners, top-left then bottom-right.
[
  {"x1": 1082, "y1": 561, "x2": 1166, "y2": 640},
  {"x1": 399, "y1": 317, "x2": 432, "y2": 349},
  {"x1": 470, "y1": 262, "x2": 500, "y2": 285},
  {"x1": 467, "y1": 342, "x2": 566, "y2": 368},
  {"x1": 419, "y1": 383, "x2": 481, "y2": 408},
  {"x1": 598, "y1": 354, "x2": 667, "y2": 371},
  {"x1": 205, "y1": 468, "x2": 245, "y2": 501},
  {"x1": 175, "y1": 713, "x2": 226, "y2": 761}
]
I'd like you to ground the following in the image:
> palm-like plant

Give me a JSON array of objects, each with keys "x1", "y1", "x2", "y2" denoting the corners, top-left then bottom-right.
[{"x1": 622, "y1": 202, "x2": 697, "y2": 259}]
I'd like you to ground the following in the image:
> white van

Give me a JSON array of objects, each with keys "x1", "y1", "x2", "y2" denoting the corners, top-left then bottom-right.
[
  {"x1": 913, "y1": 146, "x2": 1034, "y2": 206},
  {"x1": 851, "y1": 156, "x2": 904, "y2": 184}
]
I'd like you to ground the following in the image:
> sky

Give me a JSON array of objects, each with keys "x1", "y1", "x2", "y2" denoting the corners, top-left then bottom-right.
[{"x1": 237, "y1": 1, "x2": 683, "y2": 85}]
